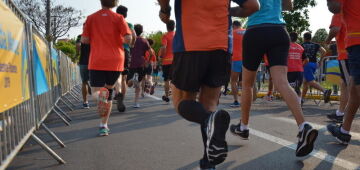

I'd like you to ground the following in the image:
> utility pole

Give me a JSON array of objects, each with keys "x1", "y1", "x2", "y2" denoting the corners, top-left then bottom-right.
[{"x1": 45, "y1": 0, "x2": 51, "y2": 41}]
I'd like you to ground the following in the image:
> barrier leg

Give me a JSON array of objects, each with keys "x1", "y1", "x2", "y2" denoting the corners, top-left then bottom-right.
[
  {"x1": 54, "y1": 105, "x2": 72, "y2": 121},
  {"x1": 41, "y1": 123, "x2": 66, "y2": 148},
  {"x1": 31, "y1": 134, "x2": 66, "y2": 164},
  {"x1": 59, "y1": 98, "x2": 74, "y2": 111},
  {"x1": 53, "y1": 109, "x2": 70, "y2": 126},
  {"x1": 69, "y1": 92, "x2": 81, "y2": 102},
  {"x1": 63, "y1": 95, "x2": 77, "y2": 108}
]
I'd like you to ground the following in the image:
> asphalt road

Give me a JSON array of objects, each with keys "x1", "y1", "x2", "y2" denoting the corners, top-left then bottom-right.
[{"x1": 7, "y1": 87, "x2": 360, "y2": 170}]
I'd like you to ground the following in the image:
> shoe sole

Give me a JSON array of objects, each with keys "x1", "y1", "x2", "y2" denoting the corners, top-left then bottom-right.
[
  {"x1": 296, "y1": 129, "x2": 318, "y2": 157},
  {"x1": 206, "y1": 110, "x2": 230, "y2": 165},
  {"x1": 327, "y1": 126, "x2": 349, "y2": 145}
]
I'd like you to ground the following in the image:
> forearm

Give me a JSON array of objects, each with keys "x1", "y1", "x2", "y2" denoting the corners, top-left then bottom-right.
[
  {"x1": 158, "y1": 0, "x2": 170, "y2": 10},
  {"x1": 230, "y1": 0, "x2": 260, "y2": 17},
  {"x1": 326, "y1": 27, "x2": 340, "y2": 43},
  {"x1": 282, "y1": 0, "x2": 293, "y2": 11}
]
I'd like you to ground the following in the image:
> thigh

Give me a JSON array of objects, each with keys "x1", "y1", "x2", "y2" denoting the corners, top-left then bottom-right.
[
  {"x1": 105, "y1": 71, "x2": 121, "y2": 87},
  {"x1": 89, "y1": 70, "x2": 106, "y2": 87},
  {"x1": 242, "y1": 28, "x2": 266, "y2": 71}
]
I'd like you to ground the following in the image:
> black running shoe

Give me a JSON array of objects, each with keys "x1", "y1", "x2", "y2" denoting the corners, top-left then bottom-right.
[
  {"x1": 296, "y1": 124, "x2": 318, "y2": 157},
  {"x1": 323, "y1": 89, "x2": 332, "y2": 103},
  {"x1": 116, "y1": 93, "x2": 126, "y2": 112},
  {"x1": 206, "y1": 110, "x2": 230, "y2": 165},
  {"x1": 199, "y1": 158, "x2": 215, "y2": 170},
  {"x1": 326, "y1": 113, "x2": 343, "y2": 123},
  {"x1": 327, "y1": 124, "x2": 351, "y2": 145},
  {"x1": 162, "y1": 95, "x2": 170, "y2": 103},
  {"x1": 230, "y1": 123, "x2": 249, "y2": 140}
]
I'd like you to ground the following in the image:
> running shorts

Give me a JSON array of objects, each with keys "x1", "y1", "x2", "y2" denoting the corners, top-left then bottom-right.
[
  {"x1": 347, "y1": 45, "x2": 360, "y2": 85},
  {"x1": 89, "y1": 70, "x2": 121, "y2": 87}
]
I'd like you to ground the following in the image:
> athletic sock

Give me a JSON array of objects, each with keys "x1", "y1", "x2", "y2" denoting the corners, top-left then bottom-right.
[
  {"x1": 340, "y1": 127, "x2": 350, "y2": 134},
  {"x1": 336, "y1": 110, "x2": 344, "y2": 116},
  {"x1": 178, "y1": 100, "x2": 210, "y2": 125},
  {"x1": 240, "y1": 123, "x2": 248, "y2": 131},
  {"x1": 99, "y1": 123, "x2": 108, "y2": 129},
  {"x1": 298, "y1": 122, "x2": 309, "y2": 132}
]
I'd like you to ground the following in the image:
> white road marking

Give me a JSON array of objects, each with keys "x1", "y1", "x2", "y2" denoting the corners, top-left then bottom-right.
[
  {"x1": 145, "y1": 94, "x2": 162, "y2": 101},
  {"x1": 250, "y1": 128, "x2": 360, "y2": 170},
  {"x1": 272, "y1": 117, "x2": 360, "y2": 140}
]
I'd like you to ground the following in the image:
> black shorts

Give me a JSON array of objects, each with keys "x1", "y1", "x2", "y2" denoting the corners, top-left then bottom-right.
[
  {"x1": 287, "y1": 72, "x2": 303, "y2": 94},
  {"x1": 145, "y1": 65, "x2": 153, "y2": 75},
  {"x1": 243, "y1": 25, "x2": 290, "y2": 71},
  {"x1": 122, "y1": 49, "x2": 131, "y2": 76},
  {"x1": 172, "y1": 50, "x2": 231, "y2": 92},
  {"x1": 339, "y1": 59, "x2": 350, "y2": 85},
  {"x1": 127, "y1": 67, "x2": 145, "y2": 82},
  {"x1": 89, "y1": 70, "x2": 121, "y2": 87},
  {"x1": 162, "y1": 64, "x2": 172, "y2": 81}
]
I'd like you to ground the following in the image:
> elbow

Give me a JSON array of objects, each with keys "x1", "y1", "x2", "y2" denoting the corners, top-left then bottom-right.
[{"x1": 81, "y1": 37, "x2": 90, "y2": 44}]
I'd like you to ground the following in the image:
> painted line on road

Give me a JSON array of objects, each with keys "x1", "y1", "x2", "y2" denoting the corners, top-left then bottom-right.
[
  {"x1": 272, "y1": 117, "x2": 360, "y2": 141},
  {"x1": 250, "y1": 128, "x2": 360, "y2": 170},
  {"x1": 146, "y1": 94, "x2": 360, "y2": 169}
]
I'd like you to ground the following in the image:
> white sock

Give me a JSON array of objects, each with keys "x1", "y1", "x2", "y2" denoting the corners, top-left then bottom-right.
[
  {"x1": 299, "y1": 122, "x2": 309, "y2": 132},
  {"x1": 340, "y1": 127, "x2": 349, "y2": 134},
  {"x1": 240, "y1": 123, "x2": 248, "y2": 131},
  {"x1": 298, "y1": 97, "x2": 302, "y2": 104},
  {"x1": 336, "y1": 110, "x2": 344, "y2": 116},
  {"x1": 100, "y1": 123, "x2": 108, "y2": 128}
]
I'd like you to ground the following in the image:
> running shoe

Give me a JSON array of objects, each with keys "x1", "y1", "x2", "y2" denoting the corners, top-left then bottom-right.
[
  {"x1": 133, "y1": 103, "x2": 140, "y2": 108},
  {"x1": 230, "y1": 101, "x2": 240, "y2": 107},
  {"x1": 326, "y1": 113, "x2": 343, "y2": 123},
  {"x1": 97, "y1": 88, "x2": 111, "y2": 117},
  {"x1": 150, "y1": 85, "x2": 155, "y2": 95},
  {"x1": 115, "y1": 93, "x2": 126, "y2": 112},
  {"x1": 83, "y1": 103, "x2": 90, "y2": 109},
  {"x1": 323, "y1": 89, "x2": 332, "y2": 103},
  {"x1": 99, "y1": 127, "x2": 109, "y2": 136},
  {"x1": 295, "y1": 124, "x2": 318, "y2": 157},
  {"x1": 206, "y1": 110, "x2": 230, "y2": 165},
  {"x1": 230, "y1": 123, "x2": 249, "y2": 140},
  {"x1": 162, "y1": 96, "x2": 170, "y2": 103},
  {"x1": 327, "y1": 124, "x2": 351, "y2": 145},
  {"x1": 199, "y1": 158, "x2": 215, "y2": 170}
]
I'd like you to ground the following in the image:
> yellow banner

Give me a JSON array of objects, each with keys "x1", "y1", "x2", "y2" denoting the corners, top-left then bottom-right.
[{"x1": 0, "y1": 1, "x2": 30, "y2": 112}]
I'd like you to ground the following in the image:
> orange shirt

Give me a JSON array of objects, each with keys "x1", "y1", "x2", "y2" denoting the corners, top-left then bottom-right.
[
  {"x1": 287, "y1": 43, "x2": 305, "y2": 72},
  {"x1": 232, "y1": 28, "x2": 246, "y2": 61},
  {"x1": 264, "y1": 55, "x2": 269, "y2": 66},
  {"x1": 162, "y1": 31, "x2": 175, "y2": 65},
  {"x1": 330, "y1": 14, "x2": 348, "y2": 60},
  {"x1": 173, "y1": 0, "x2": 232, "y2": 52},
  {"x1": 340, "y1": 0, "x2": 360, "y2": 48},
  {"x1": 145, "y1": 48, "x2": 156, "y2": 62},
  {"x1": 82, "y1": 9, "x2": 131, "y2": 71}
]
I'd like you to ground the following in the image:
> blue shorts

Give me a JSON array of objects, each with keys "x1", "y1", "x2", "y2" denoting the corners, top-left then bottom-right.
[
  {"x1": 348, "y1": 45, "x2": 360, "y2": 85},
  {"x1": 232, "y1": 61, "x2": 243, "y2": 73},
  {"x1": 79, "y1": 65, "x2": 89, "y2": 83},
  {"x1": 303, "y1": 62, "x2": 317, "y2": 82}
]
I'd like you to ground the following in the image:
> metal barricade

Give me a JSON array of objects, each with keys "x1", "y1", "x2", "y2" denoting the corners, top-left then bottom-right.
[{"x1": 0, "y1": 0, "x2": 81, "y2": 169}]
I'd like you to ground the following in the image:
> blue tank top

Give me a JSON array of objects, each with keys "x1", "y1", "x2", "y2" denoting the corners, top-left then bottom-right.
[{"x1": 247, "y1": 0, "x2": 286, "y2": 27}]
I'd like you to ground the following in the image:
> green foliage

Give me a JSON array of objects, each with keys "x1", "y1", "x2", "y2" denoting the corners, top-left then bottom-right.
[
  {"x1": 312, "y1": 28, "x2": 329, "y2": 44},
  {"x1": 232, "y1": 17, "x2": 248, "y2": 28},
  {"x1": 147, "y1": 31, "x2": 164, "y2": 55},
  {"x1": 55, "y1": 40, "x2": 78, "y2": 62},
  {"x1": 283, "y1": 0, "x2": 317, "y2": 34}
]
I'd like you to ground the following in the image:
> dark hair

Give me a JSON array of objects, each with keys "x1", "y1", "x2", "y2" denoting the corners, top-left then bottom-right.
[
  {"x1": 233, "y1": 21, "x2": 241, "y2": 27},
  {"x1": 303, "y1": 32, "x2": 312, "y2": 41},
  {"x1": 166, "y1": 20, "x2": 175, "y2": 31},
  {"x1": 100, "y1": 0, "x2": 118, "y2": 8},
  {"x1": 116, "y1": 5, "x2": 127, "y2": 18},
  {"x1": 289, "y1": 32, "x2": 298, "y2": 42},
  {"x1": 147, "y1": 39, "x2": 154, "y2": 46},
  {"x1": 134, "y1": 24, "x2": 143, "y2": 36}
]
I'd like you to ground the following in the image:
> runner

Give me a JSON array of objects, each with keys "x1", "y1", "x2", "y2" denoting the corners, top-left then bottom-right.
[
  {"x1": 264, "y1": 56, "x2": 274, "y2": 101},
  {"x1": 76, "y1": 34, "x2": 91, "y2": 109},
  {"x1": 127, "y1": 24, "x2": 154, "y2": 108},
  {"x1": 325, "y1": 13, "x2": 349, "y2": 122},
  {"x1": 230, "y1": 0, "x2": 319, "y2": 157},
  {"x1": 287, "y1": 32, "x2": 307, "y2": 103},
  {"x1": 230, "y1": 21, "x2": 245, "y2": 107},
  {"x1": 301, "y1": 32, "x2": 332, "y2": 104},
  {"x1": 81, "y1": 0, "x2": 132, "y2": 136},
  {"x1": 143, "y1": 38, "x2": 156, "y2": 95},
  {"x1": 327, "y1": 0, "x2": 360, "y2": 145},
  {"x1": 159, "y1": 20, "x2": 175, "y2": 103},
  {"x1": 157, "y1": 0, "x2": 254, "y2": 168},
  {"x1": 114, "y1": 5, "x2": 136, "y2": 113}
]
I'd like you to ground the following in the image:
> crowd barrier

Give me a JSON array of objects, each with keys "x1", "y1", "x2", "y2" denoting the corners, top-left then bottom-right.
[
  {"x1": 253, "y1": 56, "x2": 341, "y2": 105},
  {"x1": 0, "y1": 0, "x2": 82, "y2": 169}
]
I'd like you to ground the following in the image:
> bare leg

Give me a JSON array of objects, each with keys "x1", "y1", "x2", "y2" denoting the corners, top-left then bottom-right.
[
  {"x1": 241, "y1": 67, "x2": 257, "y2": 125},
  {"x1": 270, "y1": 66, "x2": 305, "y2": 126},
  {"x1": 231, "y1": 71, "x2": 240, "y2": 102},
  {"x1": 171, "y1": 84, "x2": 197, "y2": 113},
  {"x1": 164, "y1": 80, "x2": 170, "y2": 97},
  {"x1": 301, "y1": 81, "x2": 309, "y2": 99},
  {"x1": 81, "y1": 82, "x2": 88, "y2": 103},
  {"x1": 121, "y1": 75, "x2": 127, "y2": 95},
  {"x1": 338, "y1": 80, "x2": 349, "y2": 113},
  {"x1": 342, "y1": 78, "x2": 360, "y2": 131},
  {"x1": 307, "y1": 81, "x2": 326, "y2": 93},
  {"x1": 198, "y1": 86, "x2": 222, "y2": 112}
]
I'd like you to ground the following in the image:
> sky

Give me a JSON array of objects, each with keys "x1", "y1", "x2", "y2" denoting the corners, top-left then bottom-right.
[{"x1": 56, "y1": 0, "x2": 333, "y2": 39}]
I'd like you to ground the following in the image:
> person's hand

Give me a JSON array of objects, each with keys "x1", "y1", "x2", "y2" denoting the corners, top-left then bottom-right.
[{"x1": 159, "y1": 6, "x2": 171, "y2": 23}]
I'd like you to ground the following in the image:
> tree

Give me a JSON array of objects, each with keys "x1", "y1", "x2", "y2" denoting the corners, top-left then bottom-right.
[
  {"x1": 147, "y1": 31, "x2": 164, "y2": 56},
  {"x1": 312, "y1": 28, "x2": 329, "y2": 44},
  {"x1": 14, "y1": 0, "x2": 82, "y2": 42},
  {"x1": 283, "y1": 0, "x2": 317, "y2": 33},
  {"x1": 55, "y1": 40, "x2": 78, "y2": 62}
]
